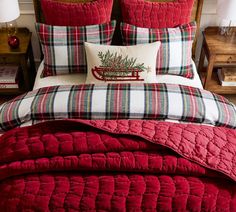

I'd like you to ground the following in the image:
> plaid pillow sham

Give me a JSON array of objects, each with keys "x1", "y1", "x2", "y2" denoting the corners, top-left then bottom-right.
[
  {"x1": 35, "y1": 21, "x2": 116, "y2": 77},
  {"x1": 120, "y1": 22, "x2": 197, "y2": 78}
]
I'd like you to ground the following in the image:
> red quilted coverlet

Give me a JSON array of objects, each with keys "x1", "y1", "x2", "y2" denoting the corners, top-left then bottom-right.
[
  {"x1": 120, "y1": 0, "x2": 195, "y2": 28},
  {"x1": 41, "y1": 0, "x2": 113, "y2": 26},
  {"x1": 0, "y1": 119, "x2": 236, "y2": 211}
]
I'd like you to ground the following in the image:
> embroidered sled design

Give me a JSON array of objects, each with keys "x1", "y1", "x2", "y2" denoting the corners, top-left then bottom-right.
[
  {"x1": 91, "y1": 50, "x2": 148, "y2": 82},
  {"x1": 92, "y1": 66, "x2": 144, "y2": 81}
]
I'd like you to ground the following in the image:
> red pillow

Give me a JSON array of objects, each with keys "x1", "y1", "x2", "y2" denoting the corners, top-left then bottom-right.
[
  {"x1": 41, "y1": 0, "x2": 113, "y2": 26},
  {"x1": 120, "y1": 0, "x2": 194, "y2": 28}
]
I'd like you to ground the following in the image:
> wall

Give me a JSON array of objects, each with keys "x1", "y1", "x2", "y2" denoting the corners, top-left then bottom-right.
[
  {"x1": 195, "y1": 0, "x2": 217, "y2": 62},
  {"x1": 16, "y1": 0, "x2": 234, "y2": 65},
  {"x1": 17, "y1": 0, "x2": 40, "y2": 63}
]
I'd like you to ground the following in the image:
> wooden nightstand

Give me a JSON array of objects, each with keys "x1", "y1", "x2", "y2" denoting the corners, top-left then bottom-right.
[
  {"x1": 0, "y1": 28, "x2": 36, "y2": 95},
  {"x1": 198, "y1": 27, "x2": 236, "y2": 94}
]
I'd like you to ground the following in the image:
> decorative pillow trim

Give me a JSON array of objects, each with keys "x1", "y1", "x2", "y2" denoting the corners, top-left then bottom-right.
[
  {"x1": 36, "y1": 21, "x2": 116, "y2": 77},
  {"x1": 120, "y1": 22, "x2": 197, "y2": 78}
]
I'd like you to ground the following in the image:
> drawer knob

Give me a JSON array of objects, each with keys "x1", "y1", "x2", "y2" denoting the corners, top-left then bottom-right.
[{"x1": 227, "y1": 56, "x2": 233, "y2": 63}]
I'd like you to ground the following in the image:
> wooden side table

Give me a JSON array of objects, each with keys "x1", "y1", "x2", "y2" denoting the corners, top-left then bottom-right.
[
  {"x1": 198, "y1": 27, "x2": 236, "y2": 94},
  {"x1": 0, "y1": 28, "x2": 36, "y2": 94}
]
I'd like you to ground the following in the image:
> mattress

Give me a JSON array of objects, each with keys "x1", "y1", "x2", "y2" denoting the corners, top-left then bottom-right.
[{"x1": 33, "y1": 60, "x2": 203, "y2": 90}]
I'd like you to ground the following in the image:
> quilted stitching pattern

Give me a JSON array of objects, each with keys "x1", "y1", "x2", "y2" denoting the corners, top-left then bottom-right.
[
  {"x1": 1, "y1": 120, "x2": 212, "y2": 180},
  {"x1": 1, "y1": 174, "x2": 236, "y2": 211},
  {"x1": 120, "y1": 0, "x2": 195, "y2": 28},
  {"x1": 1, "y1": 119, "x2": 236, "y2": 180},
  {"x1": 81, "y1": 120, "x2": 236, "y2": 181},
  {"x1": 1, "y1": 119, "x2": 236, "y2": 211},
  {"x1": 41, "y1": 0, "x2": 113, "y2": 26}
]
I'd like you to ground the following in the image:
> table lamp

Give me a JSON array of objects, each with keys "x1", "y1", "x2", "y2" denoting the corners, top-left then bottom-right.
[
  {"x1": 217, "y1": 0, "x2": 236, "y2": 36},
  {"x1": 0, "y1": 0, "x2": 20, "y2": 48}
]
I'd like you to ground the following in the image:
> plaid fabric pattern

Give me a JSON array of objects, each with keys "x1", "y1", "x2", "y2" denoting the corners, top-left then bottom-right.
[
  {"x1": 0, "y1": 84, "x2": 235, "y2": 132},
  {"x1": 120, "y1": 22, "x2": 197, "y2": 78},
  {"x1": 35, "y1": 21, "x2": 116, "y2": 77}
]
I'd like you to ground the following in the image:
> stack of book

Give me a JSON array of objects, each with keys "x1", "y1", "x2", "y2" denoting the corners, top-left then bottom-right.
[
  {"x1": 0, "y1": 66, "x2": 20, "y2": 89},
  {"x1": 217, "y1": 68, "x2": 236, "y2": 86}
]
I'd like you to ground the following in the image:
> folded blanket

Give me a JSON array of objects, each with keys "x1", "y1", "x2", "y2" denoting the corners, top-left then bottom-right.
[
  {"x1": 0, "y1": 83, "x2": 235, "y2": 132},
  {"x1": 0, "y1": 119, "x2": 236, "y2": 211}
]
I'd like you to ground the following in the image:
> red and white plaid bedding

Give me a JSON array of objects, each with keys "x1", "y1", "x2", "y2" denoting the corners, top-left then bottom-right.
[{"x1": 0, "y1": 83, "x2": 235, "y2": 132}]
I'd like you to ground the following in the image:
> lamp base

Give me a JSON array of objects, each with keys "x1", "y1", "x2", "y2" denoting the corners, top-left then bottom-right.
[
  {"x1": 219, "y1": 26, "x2": 233, "y2": 36},
  {"x1": 8, "y1": 35, "x2": 20, "y2": 49},
  {"x1": 219, "y1": 20, "x2": 234, "y2": 36},
  {"x1": 6, "y1": 20, "x2": 18, "y2": 37}
]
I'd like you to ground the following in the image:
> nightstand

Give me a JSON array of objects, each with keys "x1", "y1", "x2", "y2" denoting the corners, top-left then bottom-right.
[
  {"x1": 198, "y1": 27, "x2": 236, "y2": 94},
  {"x1": 0, "y1": 28, "x2": 36, "y2": 95}
]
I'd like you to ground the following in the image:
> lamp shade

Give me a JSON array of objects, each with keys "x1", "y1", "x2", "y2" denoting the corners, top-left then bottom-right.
[
  {"x1": 217, "y1": 0, "x2": 236, "y2": 21},
  {"x1": 0, "y1": 0, "x2": 20, "y2": 23}
]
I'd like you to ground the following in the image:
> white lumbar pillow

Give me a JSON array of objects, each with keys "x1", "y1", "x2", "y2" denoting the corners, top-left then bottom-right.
[{"x1": 84, "y1": 41, "x2": 161, "y2": 84}]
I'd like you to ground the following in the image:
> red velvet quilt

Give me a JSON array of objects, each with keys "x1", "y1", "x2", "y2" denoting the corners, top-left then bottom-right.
[{"x1": 0, "y1": 119, "x2": 236, "y2": 211}]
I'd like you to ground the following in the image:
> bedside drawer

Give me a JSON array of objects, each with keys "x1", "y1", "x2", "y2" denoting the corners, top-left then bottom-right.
[
  {"x1": 0, "y1": 56, "x2": 20, "y2": 64},
  {"x1": 215, "y1": 55, "x2": 236, "y2": 64}
]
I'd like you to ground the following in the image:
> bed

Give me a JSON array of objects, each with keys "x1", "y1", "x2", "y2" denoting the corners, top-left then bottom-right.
[{"x1": 1, "y1": 0, "x2": 236, "y2": 211}]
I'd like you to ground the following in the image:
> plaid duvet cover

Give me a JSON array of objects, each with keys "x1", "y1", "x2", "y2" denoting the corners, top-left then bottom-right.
[{"x1": 0, "y1": 83, "x2": 235, "y2": 132}]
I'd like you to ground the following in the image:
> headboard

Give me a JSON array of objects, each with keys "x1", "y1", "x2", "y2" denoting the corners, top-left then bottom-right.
[{"x1": 33, "y1": 0, "x2": 204, "y2": 59}]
